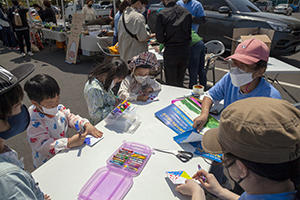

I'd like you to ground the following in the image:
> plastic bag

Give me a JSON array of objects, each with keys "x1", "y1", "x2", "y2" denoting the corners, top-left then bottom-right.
[{"x1": 14, "y1": 13, "x2": 22, "y2": 26}]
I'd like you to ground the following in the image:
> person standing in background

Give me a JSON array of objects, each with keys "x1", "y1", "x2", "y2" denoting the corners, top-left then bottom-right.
[
  {"x1": 113, "y1": 0, "x2": 128, "y2": 46},
  {"x1": 118, "y1": 0, "x2": 155, "y2": 62},
  {"x1": 82, "y1": 0, "x2": 96, "y2": 24},
  {"x1": 32, "y1": 4, "x2": 44, "y2": 22},
  {"x1": 7, "y1": 0, "x2": 33, "y2": 57},
  {"x1": 177, "y1": 0, "x2": 207, "y2": 89},
  {"x1": 155, "y1": 0, "x2": 192, "y2": 87},
  {"x1": 42, "y1": 0, "x2": 57, "y2": 24},
  {"x1": 0, "y1": 1, "x2": 19, "y2": 50}
]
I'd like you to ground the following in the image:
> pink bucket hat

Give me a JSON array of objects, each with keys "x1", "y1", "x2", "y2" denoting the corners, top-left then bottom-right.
[{"x1": 225, "y1": 38, "x2": 270, "y2": 65}]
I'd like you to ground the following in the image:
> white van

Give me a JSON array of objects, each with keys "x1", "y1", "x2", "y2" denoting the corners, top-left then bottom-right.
[{"x1": 65, "y1": 0, "x2": 110, "y2": 22}]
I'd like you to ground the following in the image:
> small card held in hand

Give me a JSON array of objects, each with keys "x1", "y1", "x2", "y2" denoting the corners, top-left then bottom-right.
[{"x1": 84, "y1": 135, "x2": 104, "y2": 146}]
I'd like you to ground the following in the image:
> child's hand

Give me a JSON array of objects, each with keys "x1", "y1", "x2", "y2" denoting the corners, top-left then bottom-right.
[
  {"x1": 175, "y1": 179, "x2": 205, "y2": 197},
  {"x1": 44, "y1": 194, "x2": 51, "y2": 200},
  {"x1": 84, "y1": 123, "x2": 103, "y2": 138},
  {"x1": 67, "y1": 132, "x2": 88, "y2": 148},
  {"x1": 142, "y1": 87, "x2": 153, "y2": 96},
  {"x1": 114, "y1": 98, "x2": 123, "y2": 108},
  {"x1": 137, "y1": 95, "x2": 149, "y2": 101},
  {"x1": 193, "y1": 169, "x2": 224, "y2": 197}
]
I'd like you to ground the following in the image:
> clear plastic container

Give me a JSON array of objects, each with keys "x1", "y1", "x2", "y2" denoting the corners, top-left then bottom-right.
[
  {"x1": 105, "y1": 104, "x2": 141, "y2": 134},
  {"x1": 78, "y1": 141, "x2": 152, "y2": 200}
]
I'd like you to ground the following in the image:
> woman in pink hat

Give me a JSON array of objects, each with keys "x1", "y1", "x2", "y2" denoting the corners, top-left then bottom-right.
[{"x1": 193, "y1": 38, "x2": 281, "y2": 132}]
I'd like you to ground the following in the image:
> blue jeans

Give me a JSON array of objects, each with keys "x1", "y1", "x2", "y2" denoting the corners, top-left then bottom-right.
[
  {"x1": 2, "y1": 27, "x2": 18, "y2": 48},
  {"x1": 188, "y1": 40, "x2": 207, "y2": 89},
  {"x1": 112, "y1": 35, "x2": 118, "y2": 46}
]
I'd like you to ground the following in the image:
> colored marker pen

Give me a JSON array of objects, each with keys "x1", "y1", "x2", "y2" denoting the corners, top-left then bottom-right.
[
  {"x1": 75, "y1": 123, "x2": 81, "y2": 135},
  {"x1": 198, "y1": 165, "x2": 207, "y2": 182}
]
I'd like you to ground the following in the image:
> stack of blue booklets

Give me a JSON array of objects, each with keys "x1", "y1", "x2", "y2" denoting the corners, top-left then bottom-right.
[{"x1": 155, "y1": 98, "x2": 221, "y2": 162}]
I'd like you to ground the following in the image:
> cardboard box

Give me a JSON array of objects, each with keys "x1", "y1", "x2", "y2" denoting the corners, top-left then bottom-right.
[
  {"x1": 230, "y1": 28, "x2": 275, "y2": 54},
  {"x1": 240, "y1": 35, "x2": 271, "y2": 49}
]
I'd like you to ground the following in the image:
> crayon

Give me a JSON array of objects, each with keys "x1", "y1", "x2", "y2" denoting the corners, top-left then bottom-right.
[
  {"x1": 113, "y1": 157, "x2": 125, "y2": 163},
  {"x1": 110, "y1": 160, "x2": 123, "y2": 166},
  {"x1": 124, "y1": 165, "x2": 138, "y2": 171}
]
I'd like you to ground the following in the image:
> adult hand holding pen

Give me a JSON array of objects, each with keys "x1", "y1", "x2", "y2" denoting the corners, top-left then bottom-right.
[{"x1": 192, "y1": 169, "x2": 240, "y2": 199}]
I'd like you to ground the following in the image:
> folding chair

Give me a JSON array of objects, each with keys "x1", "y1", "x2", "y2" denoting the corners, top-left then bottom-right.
[
  {"x1": 97, "y1": 42, "x2": 120, "y2": 61},
  {"x1": 204, "y1": 40, "x2": 225, "y2": 85}
]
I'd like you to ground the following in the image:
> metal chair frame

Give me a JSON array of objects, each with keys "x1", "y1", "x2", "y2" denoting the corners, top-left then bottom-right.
[
  {"x1": 204, "y1": 40, "x2": 225, "y2": 85},
  {"x1": 96, "y1": 42, "x2": 120, "y2": 61}
]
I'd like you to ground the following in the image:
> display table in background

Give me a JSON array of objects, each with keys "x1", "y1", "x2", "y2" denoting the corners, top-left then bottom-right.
[
  {"x1": 80, "y1": 35, "x2": 113, "y2": 56},
  {"x1": 41, "y1": 28, "x2": 67, "y2": 42},
  {"x1": 32, "y1": 85, "x2": 211, "y2": 200}
]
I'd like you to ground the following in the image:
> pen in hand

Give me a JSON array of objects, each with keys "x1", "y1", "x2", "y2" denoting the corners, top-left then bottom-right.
[
  {"x1": 75, "y1": 123, "x2": 82, "y2": 135},
  {"x1": 198, "y1": 164, "x2": 207, "y2": 182}
]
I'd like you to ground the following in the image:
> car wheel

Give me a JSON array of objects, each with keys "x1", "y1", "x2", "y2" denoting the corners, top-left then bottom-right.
[
  {"x1": 289, "y1": 11, "x2": 292, "y2": 15},
  {"x1": 69, "y1": 15, "x2": 72, "y2": 23}
]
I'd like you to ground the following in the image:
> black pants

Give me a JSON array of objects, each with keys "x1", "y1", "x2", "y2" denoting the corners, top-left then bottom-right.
[
  {"x1": 16, "y1": 29, "x2": 31, "y2": 53},
  {"x1": 163, "y1": 45, "x2": 191, "y2": 87}
]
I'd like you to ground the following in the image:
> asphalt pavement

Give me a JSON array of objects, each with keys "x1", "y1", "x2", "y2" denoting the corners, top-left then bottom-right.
[{"x1": 1, "y1": 12, "x2": 300, "y2": 173}]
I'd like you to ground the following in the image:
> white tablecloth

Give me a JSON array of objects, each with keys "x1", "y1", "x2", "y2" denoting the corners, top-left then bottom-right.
[
  {"x1": 41, "y1": 28, "x2": 67, "y2": 42},
  {"x1": 32, "y1": 85, "x2": 211, "y2": 200}
]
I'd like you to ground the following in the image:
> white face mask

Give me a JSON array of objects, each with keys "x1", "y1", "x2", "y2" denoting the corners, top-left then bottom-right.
[
  {"x1": 109, "y1": 79, "x2": 115, "y2": 90},
  {"x1": 134, "y1": 75, "x2": 147, "y2": 83},
  {"x1": 40, "y1": 105, "x2": 58, "y2": 116},
  {"x1": 230, "y1": 67, "x2": 256, "y2": 87},
  {"x1": 137, "y1": 6, "x2": 145, "y2": 13}
]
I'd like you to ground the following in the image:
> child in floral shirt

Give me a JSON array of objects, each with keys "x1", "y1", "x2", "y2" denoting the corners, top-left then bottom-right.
[
  {"x1": 24, "y1": 74, "x2": 103, "y2": 169},
  {"x1": 84, "y1": 58, "x2": 128, "y2": 124}
]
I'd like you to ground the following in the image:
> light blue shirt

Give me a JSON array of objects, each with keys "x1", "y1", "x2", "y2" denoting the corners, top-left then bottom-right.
[
  {"x1": 176, "y1": 0, "x2": 205, "y2": 32},
  {"x1": 208, "y1": 73, "x2": 282, "y2": 109},
  {"x1": 114, "y1": 11, "x2": 122, "y2": 37},
  {"x1": 0, "y1": 146, "x2": 44, "y2": 199},
  {"x1": 239, "y1": 191, "x2": 296, "y2": 200}
]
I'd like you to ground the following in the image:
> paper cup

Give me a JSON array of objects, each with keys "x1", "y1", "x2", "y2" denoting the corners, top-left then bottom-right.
[{"x1": 193, "y1": 85, "x2": 204, "y2": 95}]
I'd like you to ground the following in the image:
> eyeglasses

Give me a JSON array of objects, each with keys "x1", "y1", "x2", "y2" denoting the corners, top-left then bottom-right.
[
  {"x1": 228, "y1": 60, "x2": 249, "y2": 73},
  {"x1": 221, "y1": 156, "x2": 236, "y2": 169}
]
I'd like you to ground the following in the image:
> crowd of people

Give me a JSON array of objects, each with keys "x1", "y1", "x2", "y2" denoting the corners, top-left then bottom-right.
[
  {"x1": 0, "y1": 0, "x2": 300, "y2": 199},
  {"x1": 0, "y1": 0, "x2": 58, "y2": 58}
]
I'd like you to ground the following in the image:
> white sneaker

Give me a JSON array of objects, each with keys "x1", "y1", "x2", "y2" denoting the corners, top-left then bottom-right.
[
  {"x1": 27, "y1": 51, "x2": 34, "y2": 56},
  {"x1": 21, "y1": 52, "x2": 26, "y2": 57}
]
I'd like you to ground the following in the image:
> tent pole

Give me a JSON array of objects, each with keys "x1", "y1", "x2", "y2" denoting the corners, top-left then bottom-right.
[
  {"x1": 113, "y1": 0, "x2": 116, "y2": 16},
  {"x1": 61, "y1": 0, "x2": 66, "y2": 29}
]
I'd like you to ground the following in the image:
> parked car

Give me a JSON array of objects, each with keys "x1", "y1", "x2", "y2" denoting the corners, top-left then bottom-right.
[
  {"x1": 147, "y1": 0, "x2": 300, "y2": 56},
  {"x1": 274, "y1": 4, "x2": 293, "y2": 15},
  {"x1": 253, "y1": 1, "x2": 274, "y2": 12},
  {"x1": 290, "y1": 4, "x2": 299, "y2": 12},
  {"x1": 102, "y1": 4, "x2": 112, "y2": 9}
]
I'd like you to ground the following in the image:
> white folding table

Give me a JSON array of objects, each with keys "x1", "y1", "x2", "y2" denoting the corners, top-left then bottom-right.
[
  {"x1": 32, "y1": 85, "x2": 211, "y2": 200},
  {"x1": 266, "y1": 57, "x2": 300, "y2": 82}
]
